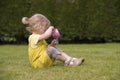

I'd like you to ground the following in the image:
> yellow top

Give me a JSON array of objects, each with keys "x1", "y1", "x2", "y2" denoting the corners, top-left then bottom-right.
[{"x1": 28, "y1": 34, "x2": 55, "y2": 68}]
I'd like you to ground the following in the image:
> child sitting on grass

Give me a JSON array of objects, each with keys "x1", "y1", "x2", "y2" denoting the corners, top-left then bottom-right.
[{"x1": 22, "y1": 13, "x2": 84, "y2": 68}]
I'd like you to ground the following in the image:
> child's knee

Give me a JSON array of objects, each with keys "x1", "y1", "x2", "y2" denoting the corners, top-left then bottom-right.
[
  {"x1": 47, "y1": 46, "x2": 61, "y2": 60},
  {"x1": 47, "y1": 46, "x2": 55, "y2": 53}
]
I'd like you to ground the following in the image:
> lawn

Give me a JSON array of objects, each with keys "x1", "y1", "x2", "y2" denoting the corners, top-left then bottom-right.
[{"x1": 0, "y1": 43, "x2": 120, "y2": 80}]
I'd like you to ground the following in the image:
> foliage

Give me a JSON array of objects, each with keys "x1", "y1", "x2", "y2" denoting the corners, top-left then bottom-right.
[{"x1": 0, "y1": 0, "x2": 120, "y2": 44}]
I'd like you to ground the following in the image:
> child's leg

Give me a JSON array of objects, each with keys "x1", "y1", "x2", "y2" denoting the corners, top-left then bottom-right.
[
  {"x1": 47, "y1": 46, "x2": 71, "y2": 62},
  {"x1": 47, "y1": 46, "x2": 85, "y2": 66}
]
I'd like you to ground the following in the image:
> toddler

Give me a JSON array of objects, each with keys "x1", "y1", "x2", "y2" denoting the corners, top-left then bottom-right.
[{"x1": 22, "y1": 13, "x2": 84, "y2": 68}]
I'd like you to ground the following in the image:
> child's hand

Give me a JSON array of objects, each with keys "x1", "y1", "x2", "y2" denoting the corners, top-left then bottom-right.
[
  {"x1": 50, "y1": 39, "x2": 59, "y2": 46},
  {"x1": 49, "y1": 26, "x2": 54, "y2": 30}
]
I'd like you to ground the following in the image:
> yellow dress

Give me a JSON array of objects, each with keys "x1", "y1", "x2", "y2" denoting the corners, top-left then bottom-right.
[{"x1": 28, "y1": 34, "x2": 55, "y2": 68}]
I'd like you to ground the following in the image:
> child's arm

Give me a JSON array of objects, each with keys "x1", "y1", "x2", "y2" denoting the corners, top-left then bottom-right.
[{"x1": 38, "y1": 26, "x2": 54, "y2": 41}]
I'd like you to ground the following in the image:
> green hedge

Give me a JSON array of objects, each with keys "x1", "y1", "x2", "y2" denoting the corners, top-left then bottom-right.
[{"x1": 0, "y1": 0, "x2": 120, "y2": 44}]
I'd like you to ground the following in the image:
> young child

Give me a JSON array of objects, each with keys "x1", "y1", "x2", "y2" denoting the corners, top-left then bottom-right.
[{"x1": 22, "y1": 13, "x2": 84, "y2": 68}]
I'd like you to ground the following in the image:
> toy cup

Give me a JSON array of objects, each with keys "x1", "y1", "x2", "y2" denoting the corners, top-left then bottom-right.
[{"x1": 52, "y1": 28, "x2": 61, "y2": 39}]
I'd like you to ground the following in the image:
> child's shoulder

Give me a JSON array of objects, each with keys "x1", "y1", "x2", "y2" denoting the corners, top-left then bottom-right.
[{"x1": 29, "y1": 34, "x2": 40, "y2": 41}]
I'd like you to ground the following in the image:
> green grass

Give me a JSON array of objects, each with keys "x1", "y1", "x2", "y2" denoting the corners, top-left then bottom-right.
[{"x1": 0, "y1": 43, "x2": 120, "y2": 80}]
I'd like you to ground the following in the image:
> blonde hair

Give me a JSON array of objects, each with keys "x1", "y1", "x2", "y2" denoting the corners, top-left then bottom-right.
[{"x1": 22, "y1": 14, "x2": 51, "y2": 34}]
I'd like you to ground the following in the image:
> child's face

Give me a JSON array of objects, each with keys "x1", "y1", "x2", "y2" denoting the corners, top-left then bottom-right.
[
  {"x1": 44, "y1": 26, "x2": 49, "y2": 31},
  {"x1": 34, "y1": 24, "x2": 49, "y2": 34}
]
